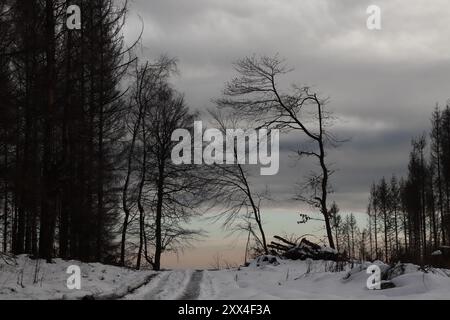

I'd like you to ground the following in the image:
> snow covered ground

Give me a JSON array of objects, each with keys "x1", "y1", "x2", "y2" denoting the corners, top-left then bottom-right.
[
  {"x1": 1, "y1": 255, "x2": 450, "y2": 300},
  {"x1": 0, "y1": 255, "x2": 154, "y2": 300},
  {"x1": 208, "y1": 259, "x2": 450, "y2": 300}
]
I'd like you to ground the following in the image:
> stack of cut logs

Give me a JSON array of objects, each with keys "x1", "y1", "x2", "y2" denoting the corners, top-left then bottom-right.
[{"x1": 268, "y1": 236, "x2": 341, "y2": 261}]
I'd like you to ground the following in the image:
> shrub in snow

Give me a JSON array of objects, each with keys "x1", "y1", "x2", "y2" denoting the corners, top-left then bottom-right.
[
  {"x1": 383, "y1": 263, "x2": 419, "y2": 281},
  {"x1": 431, "y1": 250, "x2": 442, "y2": 256},
  {"x1": 429, "y1": 246, "x2": 450, "y2": 268},
  {"x1": 342, "y1": 261, "x2": 389, "y2": 282},
  {"x1": 249, "y1": 255, "x2": 280, "y2": 268},
  {"x1": 380, "y1": 281, "x2": 396, "y2": 289}
]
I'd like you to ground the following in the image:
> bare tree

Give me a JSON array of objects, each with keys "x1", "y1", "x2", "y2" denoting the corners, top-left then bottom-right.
[
  {"x1": 217, "y1": 55, "x2": 339, "y2": 248},
  {"x1": 123, "y1": 58, "x2": 211, "y2": 270},
  {"x1": 120, "y1": 57, "x2": 176, "y2": 266},
  {"x1": 145, "y1": 87, "x2": 209, "y2": 270},
  {"x1": 206, "y1": 110, "x2": 270, "y2": 255}
]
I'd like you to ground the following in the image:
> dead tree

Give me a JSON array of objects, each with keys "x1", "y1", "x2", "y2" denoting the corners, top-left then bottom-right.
[{"x1": 217, "y1": 55, "x2": 340, "y2": 248}]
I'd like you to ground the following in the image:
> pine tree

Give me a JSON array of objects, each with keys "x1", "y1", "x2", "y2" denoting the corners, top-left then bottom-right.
[
  {"x1": 389, "y1": 175, "x2": 400, "y2": 254},
  {"x1": 329, "y1": 202, "x2": 341, "y2": 252}
]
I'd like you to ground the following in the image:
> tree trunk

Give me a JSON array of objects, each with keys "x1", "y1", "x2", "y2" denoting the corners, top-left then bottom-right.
[
  {"x1": 154, "y1": 162, "x2": 165, "y2": 271},
  {"x1": 237, "y1": 161, "x2": 268, "y2": 254},
  {"x1": 437, "y1": 166, "x2": 445, "y2": 245},
  {"x1": 374, "y1": 208, "x2": 378, "y2": 259},
  {"x1": 136, "y1": 113, "x2": 148, "y2": 270},
  {"x1": 121, "y1": 92, "x2": 145, "y2": 266},
  {"x1": 39, "y1": 0, "x2": 57, "y2": 262},
  {"x1": 384, "y1": 205, "x2": 388, "y2": 262},
  {"x1": 394, "y1": 208, "x2": 399, "y2": 253},
  {"x1": 318, "y1": 103, "x2": 335, "y2": 249},
  {"x1": 420, "y1": 148, "x2": 427, "y2": 259},
  {"x1": 3, "y1": 142, "x2": 8, "y2": 253}
]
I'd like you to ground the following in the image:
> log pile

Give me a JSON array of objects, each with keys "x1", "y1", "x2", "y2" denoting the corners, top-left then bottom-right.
[{"x1": 268, "y1": 236, "x2": 340, "y2": 261}]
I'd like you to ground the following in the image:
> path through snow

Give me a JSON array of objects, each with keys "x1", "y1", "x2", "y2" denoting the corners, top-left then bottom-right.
[
  {"x1": 123, "y1": 270, "x2": 207, "y2": 300},
  {"x1": 177, "y1": 270, "x2": 204, "y2": 300}
]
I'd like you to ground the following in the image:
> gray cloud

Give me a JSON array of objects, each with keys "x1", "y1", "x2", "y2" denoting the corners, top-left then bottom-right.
[{"x1": 123, "y1": 0, "x2": 450, "y2": 216}]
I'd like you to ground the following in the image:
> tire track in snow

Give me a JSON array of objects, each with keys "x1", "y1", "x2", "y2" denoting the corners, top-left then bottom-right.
[
  {"x1": 85, "y1": 273, "x2": 157, "y2": 300},
  {"x1": 122, "y1": 271, "x2": 186, "y2": 300},
  {"x1": 198, "y1": 270, "x2": 216, "y2": 300},
  {"x1": 122, "y1": 270, "x2": 207, "y2": 300},
  {"x1": 143, "y1": 271, "x2": 187, "y2": 300},
  {"x1": 177, "y1": 270, "x2": 204, "y2": 300}
]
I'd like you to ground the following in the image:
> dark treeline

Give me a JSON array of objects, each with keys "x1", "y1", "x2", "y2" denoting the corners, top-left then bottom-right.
[
  {"x1": 0, "y1": 1, "x2": 223, "y2": 269},
  {"x1": 363, "y1": 106, "x2": 450, "y2": 264},
  {"x1": 329, "y1": 204, "x2": 369, "y2": 261},
  {"x1": 327, "y1": 106, "x2": 450, "y2": 265},
  {"x1": 0, "y1": 0, "x2": 134, "y2": 263}
]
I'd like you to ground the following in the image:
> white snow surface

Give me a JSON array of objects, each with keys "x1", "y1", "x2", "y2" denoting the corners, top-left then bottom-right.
[
  {"x1": 1, "y1": 255, "x2": 450, "y2": 300},
  {"x1": 0, "y1": 255, "x2": 154, "y2": 300},
  {"x1": 209, "y1": 259, "x2": 450, "y2": 300}
]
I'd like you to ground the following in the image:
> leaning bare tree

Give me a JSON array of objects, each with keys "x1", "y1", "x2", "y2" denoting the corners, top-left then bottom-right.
[
  {"x1": 217, "y1": 55, "x2": 340, "y2": 249},
  {"x1": 207, "y1": 110, "x2": 269, "y2": 256}
]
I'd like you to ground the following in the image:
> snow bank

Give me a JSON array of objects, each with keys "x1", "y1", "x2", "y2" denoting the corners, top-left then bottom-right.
[
  {"x1": 0, "y1": 255, "x2": 154, "y2": 300},
  {"x1": 208, "y1": 259, "x2": 450, "y2": 300}
]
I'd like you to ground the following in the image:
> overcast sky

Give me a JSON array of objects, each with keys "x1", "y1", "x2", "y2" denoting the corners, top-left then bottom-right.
[{"x1": 123, "y1": 0, "x2": 450, "y2": 267}]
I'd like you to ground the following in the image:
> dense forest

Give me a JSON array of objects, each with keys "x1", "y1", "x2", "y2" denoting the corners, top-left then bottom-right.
[{"x1": 0, "y1": 0, "x2": 135, "y2": 263}]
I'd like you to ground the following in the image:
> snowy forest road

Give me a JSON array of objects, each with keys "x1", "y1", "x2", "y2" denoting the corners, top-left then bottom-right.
[{"x1": 122, "y1": 270, "x2": 209, "y2": 300}]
